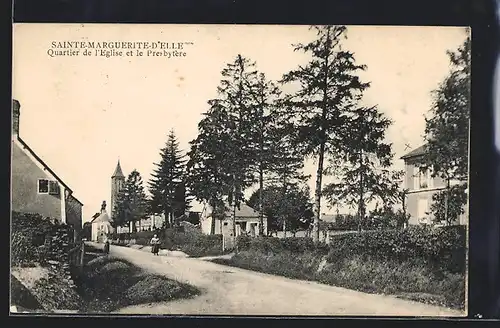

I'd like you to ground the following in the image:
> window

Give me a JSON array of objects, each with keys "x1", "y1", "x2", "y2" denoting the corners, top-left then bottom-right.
[
  {"x1": 38, "y1": 179, "x2": 60, "y2": 195},
  {"x1": 413, "y1": 166, "x2": 430, "y2": 190},
  {"x1": 38, "y1": 179, "x2": 49, "y2": 193},
  {"x1": 49, "y1": 181, "x2": 60, "y2": 195},
  {"x1": 419, "y1": 169, "x2": 429, "y2": 189}
]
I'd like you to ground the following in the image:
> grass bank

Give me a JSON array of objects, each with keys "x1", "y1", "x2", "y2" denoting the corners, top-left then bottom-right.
[
  {"x1": 212, "y1": 226, "x2": 466, "y2": 311},
  {"x1": 75, "y1": 245, "x2": 201, "y2": 313}
]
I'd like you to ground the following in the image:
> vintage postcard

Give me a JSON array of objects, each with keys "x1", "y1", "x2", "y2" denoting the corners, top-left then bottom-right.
[{"x1": 11, "y1": 24, "x2": 470, "y2": 316}]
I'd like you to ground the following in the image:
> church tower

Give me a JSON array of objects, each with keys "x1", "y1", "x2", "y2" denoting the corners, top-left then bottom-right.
[{"x1": 110, "y1": 160, "x2": 125, "y2": 220}]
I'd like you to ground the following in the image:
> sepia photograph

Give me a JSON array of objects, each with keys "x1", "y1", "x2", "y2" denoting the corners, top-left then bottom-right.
[{"x1": 10, "y1": 24, "x2": 470, "y2": 316}]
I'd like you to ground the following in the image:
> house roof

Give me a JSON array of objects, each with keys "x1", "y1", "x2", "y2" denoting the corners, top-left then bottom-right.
[
  {"x1": 92, "y1": 211, "x2": 113, "y2": 224},
  {"x1": 400, "y1": 144, "x2": 427, "y2": 160},
  {"x1": 16, "y1": 136, "x2": 83, "y2": 205},
  {"x1": 112, "y1": 160, "x2": 125, "y2": 178},
  {"x1": 229, "y1": 203, "x2": 262, "y2": 218},
  {"x1": 207, "y1": 202, "x2": 263, "y2": 218},
  {"x1": 90, "y1": 212, "x2": 100, "y2": 223}
]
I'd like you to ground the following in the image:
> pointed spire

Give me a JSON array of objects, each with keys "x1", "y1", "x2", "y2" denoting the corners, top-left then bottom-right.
[{"x1": 112, "y1": 160, "x2": 125, "y2": 178}]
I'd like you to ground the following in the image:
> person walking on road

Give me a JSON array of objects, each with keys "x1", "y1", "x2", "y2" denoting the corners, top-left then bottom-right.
[
  {"x1": 150, "y1": 234, "x2": 161, "y2": 256},
  {"x1": 103, "y1": 234, "x2": 110, "y2": 255}
]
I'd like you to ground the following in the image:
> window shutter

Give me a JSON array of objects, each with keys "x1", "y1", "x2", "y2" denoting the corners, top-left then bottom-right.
[{"x1": 49, "y1": 181, "x2": 60, "y2": 195}]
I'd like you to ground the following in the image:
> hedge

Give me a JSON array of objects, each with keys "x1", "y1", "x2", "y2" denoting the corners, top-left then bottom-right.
[
  {"x1": 11, "y1": 211, "x2": 77, "y2": 267},
  {"x1": 111, "y1": 227, "x2": 224, "y2": 257},
  {"x1": 236, "y1": 225, "x2": 466, "y2": 274}
]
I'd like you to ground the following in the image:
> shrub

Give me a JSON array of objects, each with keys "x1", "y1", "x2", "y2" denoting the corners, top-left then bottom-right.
[
  {"x1": 326, "y1": 225, "x2": 466, "y2": 274},
  {"x1": 11, "y1": 211, "x2": 77, "y2": 267},
  {"x1": 116, "y1": 227, "x2": 224, "y2": 257}
]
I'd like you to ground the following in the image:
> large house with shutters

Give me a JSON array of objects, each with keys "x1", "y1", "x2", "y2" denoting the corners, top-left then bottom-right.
[
  {"x1": 401, "y1": 144, "x2": 468, "y2": 226},
  {"x1": 11, "y1": 99, "x2": 83, "y2": 240}
]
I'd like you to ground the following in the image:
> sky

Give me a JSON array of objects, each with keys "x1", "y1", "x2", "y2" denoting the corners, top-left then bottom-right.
[{"x1": 12, "y1": 24, "x2": 469, "y2": 223}]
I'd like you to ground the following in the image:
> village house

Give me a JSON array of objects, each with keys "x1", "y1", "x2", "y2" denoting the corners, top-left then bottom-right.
[
  {"x1": 11, "y1": 99, "x2": 83, "y2": 241},
  {"x1": 401, "y1": 144, "x2": 468, "y2": 226},
  {"x1": 200, "y1": 202, "x2": 268, "y2": 239},
  {"x1": 90, "y1": 201, "x2": 114, "y2": 242}
]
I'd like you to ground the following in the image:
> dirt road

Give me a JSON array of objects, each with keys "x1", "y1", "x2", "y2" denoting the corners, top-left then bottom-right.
[{"x1": 98, "y1": 243, "x2": 464, "y2": 316}]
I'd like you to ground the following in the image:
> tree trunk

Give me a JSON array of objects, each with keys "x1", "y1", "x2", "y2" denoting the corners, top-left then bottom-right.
[
  {"x1": 402, "y1": 191, "x2": 407, "y2": 229},
  {"x1": 258, "y1": 96, "x2": 265, "y2": 236},
  {"x1": 313, "y1": 29, "x2": 330, "y2": 244},
  {"x1": 357, "y1": 150, "x2": 364, "y2": 232},
  {"x1": 210, "y1": 201, "x2": 216, "y2": 235},
  {"x1": 283, "y1": 218, "x2": 287, "y2": 238},
  {"x1": 444, "y1": 178, "x2": 450, "y2": 225},
  {"x1": 313, "y1": 142, "x2": 325, "y2": 243},
  {"x1": 258, "y1": 165, "x2": 264, "y2": 236}
]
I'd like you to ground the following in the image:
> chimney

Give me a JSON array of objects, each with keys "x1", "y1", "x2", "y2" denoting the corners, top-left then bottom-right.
[{"x1": 12, "y1": 99, "x2": 20, "y2": 136}]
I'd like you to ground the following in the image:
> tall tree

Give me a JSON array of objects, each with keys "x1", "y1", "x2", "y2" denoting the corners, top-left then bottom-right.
[
  {"x1": 220, "y1": 55, "x2": 261, "y2": 240},
  {"x1": 149, "y1": 129, "x2": 187, "y2": 228},
  {"x1": 113, "y1": 169, "x2": 149, "y2": 232},
  {"x1": 246, "y1": 72, "x2": 282, "y2": 235},
  {"x1": 423, "y1": 36, "x2": 470, "y2": 225},
  {"x1": 323, "y1": 106, "x2": 397, "y2": 231},
  {"x1": 280, "y1": 25, "x2": 369, "y2": 242},
  {"x1": 186, "y1": 103, "x2": 234, "y2": 234}
]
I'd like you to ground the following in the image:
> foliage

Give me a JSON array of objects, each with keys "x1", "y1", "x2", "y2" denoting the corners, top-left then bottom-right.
[
  {"x1": 326, "y1": 225, "x2": 466, "y2": 274},
  {"x1": 247, "y1": 185, "x2": 313, "y2": 234},
  {"x1": 280, "y1": 25, "x2": 370, "y2": 242},
  {"x1": 236, "y1": 225, "x2": 466, "y2": 274},
  {"x1": 149, "y1": 129, "x2": 189, "y2": 227},
  {"x1": 244, "y1": 72, "x2": 283, "y2": 235},
  {"x1": 323, "y1": 105, "x2": 399, "y2": 231},
  {"x1": 429, "y1": 183, "x2": 468, "y2": 225},
  {"x1": 11, "y1": 211, "x2": 76, "y2": 267},
  {"x1": 327, "y1": 214, "x2": 358, "y2": 231},
  {"x1": 111, "y1": 228, "x2": 225, "y2": 257},
  {"x1": 236, "y1": 235, "x2": 323, "y2": 254},
  {"x1": 229, "y1": 226, "x2": 466, "y2": 310},
  {"x1": 424, "y1": 36, "x2": 470, "y2": 183},
  {"x1": 368, "y1": 206, "x2": 411, "y2": 230},
  {"x1": 113, "y1": 170, "x2": 149, "y2": 231},
  {"x1": 185, "y1": 91, "x2": 237, "y2": 235},
  {"x1": 31, "y1": 268, "x2": 83, "y2": 311}
]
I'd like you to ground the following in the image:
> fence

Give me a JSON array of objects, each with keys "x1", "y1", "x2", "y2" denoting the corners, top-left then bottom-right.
[{"x1": 68, "y1": 242, "x2": 85, "y2": 272}]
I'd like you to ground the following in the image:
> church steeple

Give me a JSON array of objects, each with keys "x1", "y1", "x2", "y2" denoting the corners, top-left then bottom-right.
[
  {"x1": 111, "y1": 160, "x2": 125, "y2": 220},
  {"x1": 112, "y1": 160, "x2": 125, "y2": 178}
]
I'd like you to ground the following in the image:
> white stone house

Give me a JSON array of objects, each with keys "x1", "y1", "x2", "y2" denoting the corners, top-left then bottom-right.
[
  {"x1": 90, "y1": 201, "x2": 115, "y2": 242},
  {"x1": 401, "y1": 144, "x2": 468, "y2": 225},
  {"x1": 200, "y1": 202, "x2": 268, "y2": 238}
]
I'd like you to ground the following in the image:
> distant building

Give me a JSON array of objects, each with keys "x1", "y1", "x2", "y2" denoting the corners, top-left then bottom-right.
[
  {"x1": 401, "y1": 144, "x2": 468, "y2": 225},
  {"x1": 110, "y1": 160, "x2": 125, "y2": 221},
  {"x1": 90, "y1": 201, "x2": 114, "y2": 242},
  {"x1": 109, "y1": 161, "x2": 166, "y2": 232},
  {"x1": 11, "y1": 99, "x2": 83, "y2": 241},
  {"x1": 200, "y1": 202, "x2": 268, "y2": 238}
]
